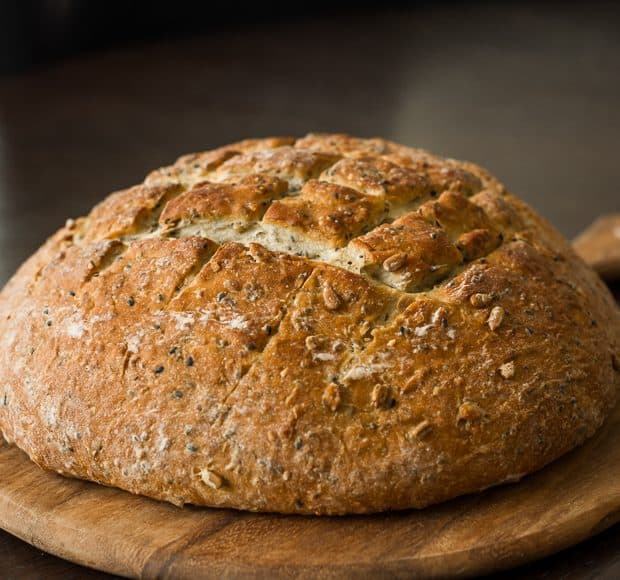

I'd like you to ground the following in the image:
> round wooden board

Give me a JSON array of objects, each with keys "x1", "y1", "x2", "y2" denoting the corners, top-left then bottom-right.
[{"x1": 0, "y1": 403, "x2": 619, "y2": 579}]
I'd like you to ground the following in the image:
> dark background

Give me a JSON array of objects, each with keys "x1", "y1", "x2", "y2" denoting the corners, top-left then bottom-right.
[
  {"x1": 0, "y1": 0, "x2": 373, "y2": 74},
  {"x1": 0, "y1": 1, "x2": 619, "y2": 286},
  {"x1": 0, "y1": 1, "x2": 619, "y2": 577}
]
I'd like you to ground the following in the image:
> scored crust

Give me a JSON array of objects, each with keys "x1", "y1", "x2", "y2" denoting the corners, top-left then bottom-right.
[{"x1": 0, "y1": 133, "x2": 618, "y2": 514}]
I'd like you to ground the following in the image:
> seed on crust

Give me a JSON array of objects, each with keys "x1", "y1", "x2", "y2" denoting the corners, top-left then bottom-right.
[
  {"x1": 382, "y1": 252, "x2": 407, "y2": 272},
  {"x1": 470, "y1": 293, "x2": 493, "y2": 308},
  {"x1": 499, "y1": 361, "x2": 515, "y2": 379},
  {"x1": 487, "y1": 306, "x2": 505, "y2": 331},
  {"x1": 322, "y1": 283, "x2": 342, "y2": 310},
  {"x1": 457, "y1": 401, "x2": 487, "y2": 423},
  {"x1": 305, "y1": 335, "x2": 324, "y2": 351},
  {"x1": 371, "y1": 384, "x2": 393, "y2": 409},
  {"x1": 407, "y1": 420, "x2": 432, "y2": 441},
  {"x1": 322, "y1": 383, "x2": 341, "y2": 412},
  {"x1": 200, "y1": 468, "x2": 223, "y2": 489},
  {"x1": 403, "y1": 368, "x2": 426, "y2": 393}
]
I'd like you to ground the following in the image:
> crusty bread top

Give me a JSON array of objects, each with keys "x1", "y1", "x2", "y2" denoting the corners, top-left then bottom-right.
[{"x1": 0, "y1": 133, "x2": 618, "y2": 514}]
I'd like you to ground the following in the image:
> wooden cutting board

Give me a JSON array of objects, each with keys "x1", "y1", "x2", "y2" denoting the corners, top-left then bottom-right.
[{"x1": 0, "y1": 220, "x2": 619, "y2": 579}]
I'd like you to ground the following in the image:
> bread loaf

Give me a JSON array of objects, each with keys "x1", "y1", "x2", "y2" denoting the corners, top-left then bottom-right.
[{"x1": 0, "y1": 133, "x2": 618, "y2": 514}]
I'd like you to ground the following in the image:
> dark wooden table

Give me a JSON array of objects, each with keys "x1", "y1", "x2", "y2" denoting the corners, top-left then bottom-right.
[{"x1": 1, "y1": 2, "x2": 619, "y2": 577}]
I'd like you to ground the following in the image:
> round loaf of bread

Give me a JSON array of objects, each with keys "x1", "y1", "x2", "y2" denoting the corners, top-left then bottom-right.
[{"x1": 0, "y1": 134, "x2": 618, "y2": 514}]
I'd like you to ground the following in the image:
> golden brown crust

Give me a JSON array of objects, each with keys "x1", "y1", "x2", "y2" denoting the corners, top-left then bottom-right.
[
  {"x1": 348, "y1": 212, "x2": 463, "y2": 291},
  {"x1": 160, "y1": 175, "x2": 289, "y2": 225},
  {"x1": 319, "y1": 156, "x2": 430, "y2": 204},
  {"x1": 209, "y1": 146, "x2": 340, "y2": 188},
  {"x1": 0, "y1": 133, "x2": 618, "y2": 515},
  {"x1": 85, "y1": 183, "x2": 184, "y2": 241},
  {"x1": 263, "y1": 179, "x2": 388, "y2": 248}
]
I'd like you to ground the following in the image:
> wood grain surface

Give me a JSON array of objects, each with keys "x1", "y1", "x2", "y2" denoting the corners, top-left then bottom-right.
[{"x1": 574, "y1": 215, "x2": 620, "y2": 282}]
